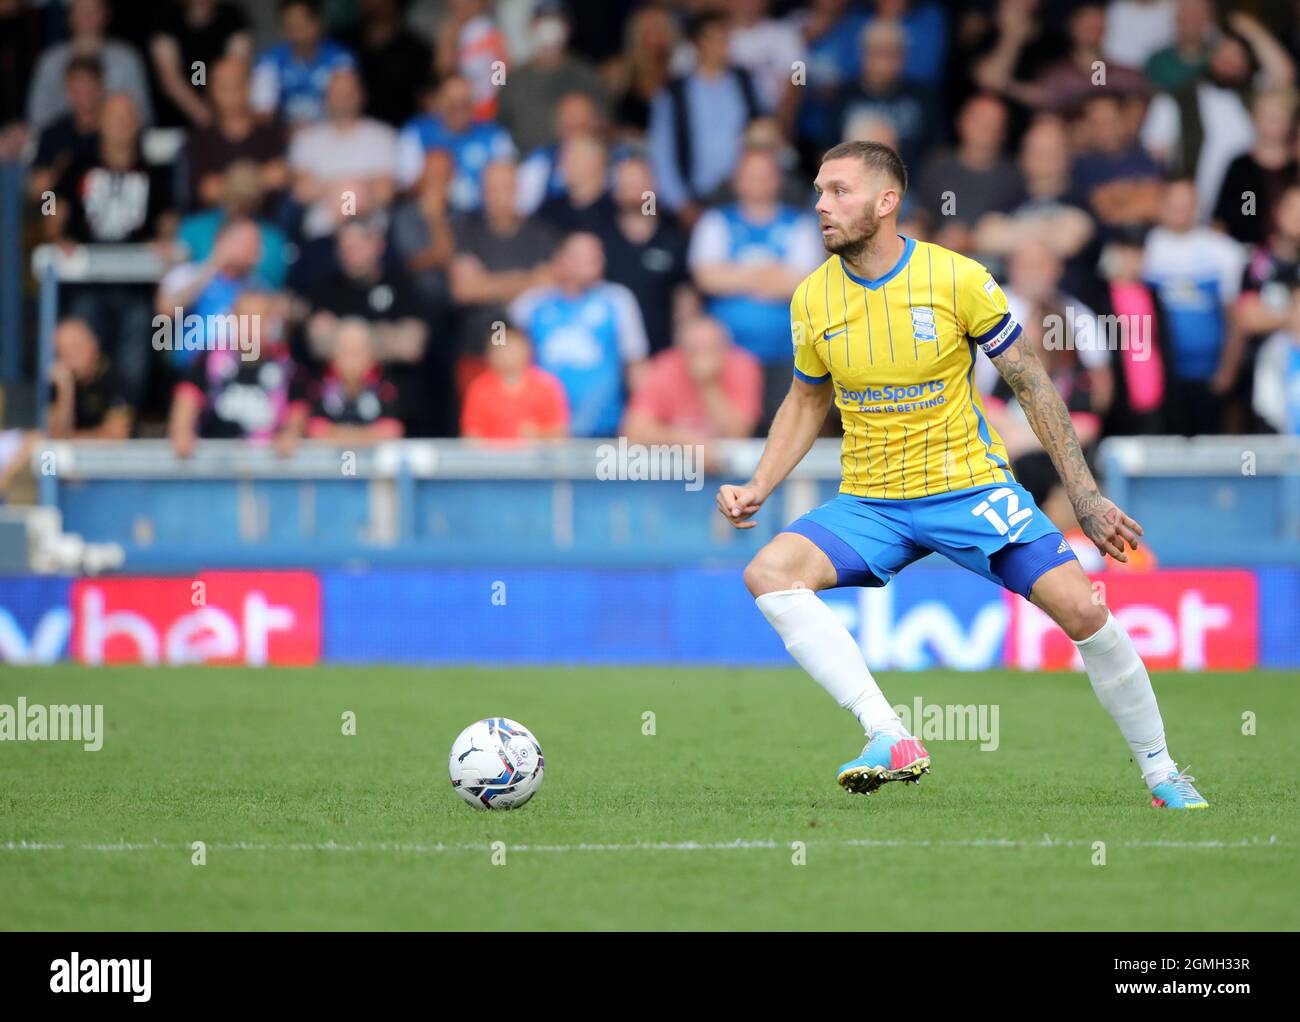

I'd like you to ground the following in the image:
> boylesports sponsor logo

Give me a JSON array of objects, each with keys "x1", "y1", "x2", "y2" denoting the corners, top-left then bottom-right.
[{"x1": 838, "y1": 379, "x2": 946, "y2": 414}]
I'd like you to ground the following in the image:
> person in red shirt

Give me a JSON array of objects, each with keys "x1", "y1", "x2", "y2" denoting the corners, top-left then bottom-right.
[
  {"x1": 460, "y1": 326, "x2": 569, "y2": 440},
  {"x1": 621, "y1": 314, "x2": 762, "y2": 450}
]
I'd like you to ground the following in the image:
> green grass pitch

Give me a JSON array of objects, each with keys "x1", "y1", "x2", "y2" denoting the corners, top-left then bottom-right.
[{"x1": 1, "y1": 664, "x2": 1296, "y2": 930}]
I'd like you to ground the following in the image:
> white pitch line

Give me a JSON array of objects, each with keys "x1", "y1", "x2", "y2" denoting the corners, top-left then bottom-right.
[{"x1": 0, "y1": 836, "x2": 1282, "y2": 854}]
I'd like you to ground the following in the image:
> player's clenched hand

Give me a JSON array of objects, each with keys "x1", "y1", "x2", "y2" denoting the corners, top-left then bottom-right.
[
  {"x1": 716, "y1": 483, "x2": 765, "y2": 529},
  {"x1": 1074, "y1": 493, "x2": 1144, "y2": 563}
]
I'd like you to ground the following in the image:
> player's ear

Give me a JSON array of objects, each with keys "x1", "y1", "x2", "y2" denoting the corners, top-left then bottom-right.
[{"x1": 878, "y1": 188, "x2": 901, "y2": 219}]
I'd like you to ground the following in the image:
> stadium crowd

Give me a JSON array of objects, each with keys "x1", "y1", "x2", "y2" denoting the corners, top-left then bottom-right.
[{"x1": 4, "y1": 0, "x2": 1300, "y2": 484}]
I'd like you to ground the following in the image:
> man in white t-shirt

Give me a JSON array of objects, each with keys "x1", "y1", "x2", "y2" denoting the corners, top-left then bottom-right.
[
  {"x1": 288, "y1": 68, "x2": 397, "y2": 240},
  {"x1": 1141, "y1": 14, "x2": 1295, "y2": 221}
]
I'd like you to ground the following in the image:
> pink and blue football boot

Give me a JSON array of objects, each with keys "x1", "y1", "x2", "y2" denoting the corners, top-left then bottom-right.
[
  {"x1": 1149, "y1": 768, "x2": 1209, "y2": 810},
  {"x1": 837, "y1": 731, "x2": 930, "y2": 795}
]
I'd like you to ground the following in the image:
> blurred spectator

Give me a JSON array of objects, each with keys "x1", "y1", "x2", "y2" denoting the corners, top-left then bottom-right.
[
  {"x1": 177, "y1": 161, "x2": 291, "y2": 288},
  {"x1": 1102, "y1": 0, "x2": 1176, "y2": 72},
  {"x1": 535, "y1": 134, "x2": 617, "y2": 236},
  {"x1": 788, "y1": 0, "x2": 871, "y2": 173},
  {"x1": 622, "y1": 314, "x2": 761, "y2": 448},
  {"x1": 187, "y1": 56, "x2": 288, "y2": 211},
  {"x1": 149, "y1": 0, "x2": 252, "y2": 129},
  {"x1": 396, "y1": 74, "x2": 516, "y2": 212},
  {"x1": 1032, "y1": 1, "x2": 1148, "y2": 115},
  {"x1": 726, "y1": 0, "x2": 803, "y2": 135},
  {"x1": 305, "y1": 215, "x2": 428, "y2": 365},
  {"x1": 986, "y1": 238, "x2": 1113, "y2": 418},
  {"x1": 865, "y1": 0, "x2": 948, "y2": 88},
  {"x1": 973, "y1": 116, "x2": 1095, "y2": 283},
  {"x1": 460, "y1": 326, "x2": 569, "y2": 440},
  {"x1": 1141, "y1": 12, "x2": 1294, "y2": 221},
  {"x1": 47, "y1": 318, "x2": 132, "y2": 440},
  {"x1": 27, "y1": 0, "x2": 154, "y2": 131},
  {"x1": 517, "y1": 91, "x2": 605, "y2": 216},
  {"x1": 0, "y1": 0, "x2": 46, "y2": 154},
  {"x1": 156, "y1": 217, "x2": 266, "y2": 372},
  {"x1": 985, "y1": 294, "x2": 1105, "y2": 457},
  {"x1": 596, "y1": 153, "x2": 690, "y2": 356},
  {"x1": 339, "y1": 0, "x2": 434, "y2": 128},
  {"x1": 915, "y1": 94, "x2": 1023, "y2": 256},
  {"x1": 250, "y1": 0, "x2": 356, "y2": 129},
  {"x1": 169, "y1": 290, "x2": 304, "y2": 455},
  {"x1": 27, "y1": 55, "x2": 105, "y2": 204},
  {"x1": 706, "y1": 116, "x2": 812, "y2": 211},
  {"x1": 829, "y1": 18, "x2": 941, "y2": 173},
  {"x1": 390, "y1": 149, "x2": 456, "y2": 310},
  {"x1": 50, "y1": 93, "x2": 175, "y2": 407},
  {"x1": 1141, "y1": 177, "x2": 1246, "y2": 434},
  {"x1": 301, "y1": 318, "x2": 404, "y2": 442},
  {"x1": 1070, "y1": 93, "x2": 1163, "y2": 235},
  {"x1": 434, "y1": 0, "x2": 509, "y2": 123},
  {"x1": 1094, "y1": 228, "x2": 1168, "y2": 435},
  {"x1": 304, "y1": 214, "x2": 438, "y2": 433},
  {"x1": 1143, "y1": 0, "x2": 1213, "y2": 93},
  {"x1": 507, "y1": 232, "x2": 648, "y2": 438},
  {"x1": 1212, "y1": 89, "x2": 1298, "y2": 246},
  {"x1": 289, "y1": 67, "x2": 397, "y2": 242},
  {"x1": 605, "y1": 5, "x2": 679, "y2": 140},
  {"x1": 688, "y1": 145, "x2": 821, "y2": 425},
  {"x1": 962, "y1": 0, "x2": 1069, "y2": 133},
  {"x1": 495, "y1": 1, "x2": 607, "y2": 156},
  {"x1": 1229, "y1": 184, "x2": 1300, "y2": 431},
  {"x1": 648, "y1": 12, "x2": 761, "y2": 226},
  {"x1": 449, "y1": 159, "x2": 559, "y2": 358},
  {"x1": 1252, "y1": 285, "x2": 1300, "y2": 435},
  {"x1": 49, "y1": 94, "x2": 171, "y2": 244}
]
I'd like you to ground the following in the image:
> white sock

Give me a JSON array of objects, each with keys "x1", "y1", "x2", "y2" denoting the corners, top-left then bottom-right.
[
  {"x1": 1074, "y1": 611, "x2": 1177, "y2": 788},
  {"x1": 756, "y1": 588, "x2": 905, "y2": 737}
]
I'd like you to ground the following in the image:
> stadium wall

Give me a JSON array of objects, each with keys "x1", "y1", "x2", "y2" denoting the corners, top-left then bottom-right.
[{"x1": 0, "y1": 566, "x2": 1290, "y2": 669}]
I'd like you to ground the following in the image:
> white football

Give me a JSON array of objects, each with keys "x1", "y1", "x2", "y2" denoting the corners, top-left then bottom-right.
[{"x1": 448, "y1": 718, "x2": 545, "y2": 810}]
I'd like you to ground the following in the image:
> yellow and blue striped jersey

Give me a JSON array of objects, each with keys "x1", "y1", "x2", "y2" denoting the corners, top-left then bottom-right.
[{"x1": 790, "y1": 236, "x2": 1023, "y2": 499}]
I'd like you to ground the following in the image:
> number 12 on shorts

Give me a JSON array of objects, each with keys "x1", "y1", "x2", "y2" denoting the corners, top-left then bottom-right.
[{"x1": 971, "y1": 487, "x2": 1033, "y2": 538}]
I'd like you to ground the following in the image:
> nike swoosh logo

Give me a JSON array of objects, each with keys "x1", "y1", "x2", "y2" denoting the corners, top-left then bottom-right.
[
  {"x1": 825, "y1": 327, "x2": 846, "y2": 339},
  {"x1": 1146, "y1": 747, "x2": 1166, "y2": 759},
  {"x1": 1009, "y1": 522, "x2": 1031, "y2": 542}
]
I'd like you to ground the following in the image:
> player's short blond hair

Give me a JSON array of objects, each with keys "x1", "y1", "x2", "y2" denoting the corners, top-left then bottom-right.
[{"x1": 821, "y1": 140, "x2": 908, "y2": 195}]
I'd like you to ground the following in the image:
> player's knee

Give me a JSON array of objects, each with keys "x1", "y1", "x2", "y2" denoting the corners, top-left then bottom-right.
[
  {"x1": 1056, "y1": 596, "x2": 1108, "y2": 642},
  {"x1": 744, "y1": 548, "x2": 809, "y2": 598},
  {"x1": 743, "y1": 555, "x2": 780, "y2": 598}
]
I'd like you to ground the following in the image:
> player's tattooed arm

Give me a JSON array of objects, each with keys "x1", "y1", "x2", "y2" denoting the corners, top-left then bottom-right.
[{"x1": 990, "y1": 340, "x2": 1144, "y2": 562}]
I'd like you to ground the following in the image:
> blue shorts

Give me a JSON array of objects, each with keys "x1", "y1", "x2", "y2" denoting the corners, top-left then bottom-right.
[{"x1": 784, "y1": 481, "x2": 1078, "y2": 598}]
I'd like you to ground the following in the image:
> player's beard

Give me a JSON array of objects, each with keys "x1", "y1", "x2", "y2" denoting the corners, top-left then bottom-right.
[{"x1": 822, "y1": 205, "x2": 881, "y2": 261}]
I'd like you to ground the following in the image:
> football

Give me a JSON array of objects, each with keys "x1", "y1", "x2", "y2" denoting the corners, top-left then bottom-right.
[{"x1": 448, "y1": 717, "x2": 545, "y2": 810}]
